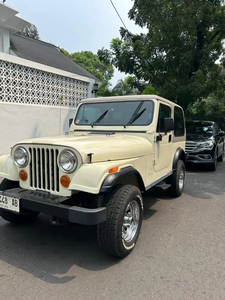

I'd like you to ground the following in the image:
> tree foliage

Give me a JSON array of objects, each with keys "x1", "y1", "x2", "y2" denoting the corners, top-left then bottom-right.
[
  {"x1": 96, "y1": 82, "x2": 116, "y2": 97},
  {"x1": 96, "y1": 76, "x2": 158, "y2": 97},
  {"x1": 187, "y1": 95, "x2": 225, "y2": 129},
  {"x1": 60, "y1": 48, "x2": 71, "y2": 58},
  {"x1": 112, "y1": 76, "x2": 140, "y2": 95},
  {"x1": 21, "y1": 24, "x2": 40, "y2": 39},
  {"x1": 105, "y1": 0, "x2": 225, "y2": 109},
  {"x1": 71, "y1": 51, "x2": 114, "y2": 83}
]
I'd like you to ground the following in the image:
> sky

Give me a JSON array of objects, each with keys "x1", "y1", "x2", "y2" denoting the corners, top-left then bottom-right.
[{"x1": 6, "y1": 0, "x2": 145, "y2": 85}]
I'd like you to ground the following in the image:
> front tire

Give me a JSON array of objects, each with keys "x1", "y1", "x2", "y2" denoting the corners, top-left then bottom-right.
[
  {"x1": 218, "y1": 147, "x2": 224, "y2": 162},
  {"x1": 210, "y1": 150, "x2": 218, "y2": 171},
  {"x1": 97, "y1": 185, "x2": 143, "y2": 258},
  {"x1": 168, "y1": 160, "x2": 185, "y2": 197},
  {"x1": 0, "y1": 178, "x2": 39, "y2": 225}
]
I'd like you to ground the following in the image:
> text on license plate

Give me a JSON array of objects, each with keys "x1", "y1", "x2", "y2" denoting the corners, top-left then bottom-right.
[{"x1": 0, "y1": 194, "x2": 20, "y2": 213}]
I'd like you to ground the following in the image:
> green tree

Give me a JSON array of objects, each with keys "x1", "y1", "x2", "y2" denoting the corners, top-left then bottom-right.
[
  {"x1": 142, "y1": 84, "x2": 159, "y2": 95},
  {"x1": 96, "y1": 82, "x2": 116, "y2": 97},
  {"x1": 71, "y1": 51, "x2": 114, "y2": 83},
  {"x1": 113, "y1": 76, "x2": 140, "y2": 95},
  {"x1": 60, "y1": 48, "x2": 71, "y2": 58},
  {"x1": 187, "y1": 95, "x2": 225, "y2": 129},
  {"x1": 21, "y1": 24, "x2": 40, "y2": 39},
  {"x1": 106, "y1": 0, "x2": 225, "y2": 109}
]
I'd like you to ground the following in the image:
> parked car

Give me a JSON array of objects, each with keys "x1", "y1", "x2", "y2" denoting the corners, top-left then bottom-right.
[
  {"x1": 0, "y1": 95, "x2": 186, "y2": 258},
  {"x1": 185, "y1": 120, "x2": 224, "y2": 170}
]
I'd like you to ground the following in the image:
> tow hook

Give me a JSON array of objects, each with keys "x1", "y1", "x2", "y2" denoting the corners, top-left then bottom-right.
[{"x1": 49, "y1": 217, "x2": 69, "y2": 226}]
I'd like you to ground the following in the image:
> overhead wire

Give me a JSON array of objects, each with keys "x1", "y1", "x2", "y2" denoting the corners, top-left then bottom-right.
[{"x1": 109, "y1": 0, "x2": 129, "y2": 31}]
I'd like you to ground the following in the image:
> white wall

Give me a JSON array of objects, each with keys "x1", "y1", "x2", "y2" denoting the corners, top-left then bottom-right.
[
  {"x1": 0, "y1": 28, "x2": 10, "y2": 54},
  {"x1": 0, "y1": 102, "x2": 76, "y2": 155}
]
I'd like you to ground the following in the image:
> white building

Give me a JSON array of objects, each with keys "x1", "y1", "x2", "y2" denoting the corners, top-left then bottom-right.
[{"x1": 0, "y1": 2, "x2": 99, "y2": 155}]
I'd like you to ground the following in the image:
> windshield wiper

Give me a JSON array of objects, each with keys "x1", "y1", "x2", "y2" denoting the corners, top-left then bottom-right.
[
  {"x1": 91, "y1": 110, "x2": 108, "y2": 128},
  {"x1": 124, "y1": 102, "x2": 144, "y2": 127},
  {"x1": 127, "y1": 108, "x2": 146, "y2": 126}
]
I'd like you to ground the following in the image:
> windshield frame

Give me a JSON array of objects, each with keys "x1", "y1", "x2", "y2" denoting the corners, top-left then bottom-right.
[{"x1": 74, "y1": 100, "x2": 155, "y2": 127}]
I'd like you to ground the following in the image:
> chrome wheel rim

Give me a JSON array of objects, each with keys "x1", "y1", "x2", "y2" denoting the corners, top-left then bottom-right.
[
  {"x1": 179, "y1": 169, "x2": 185, "y2": 190},
  {"x1": 122, "y1": 200, "x2": 140, "y2": 243}
]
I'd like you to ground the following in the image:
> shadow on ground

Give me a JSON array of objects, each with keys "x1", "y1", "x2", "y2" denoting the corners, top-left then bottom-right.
[
  {"x1": 1, "y1": 162, "x2": 224, "y2": 283},
  {"x1": 0, "y1": 191, "x2": 159, "y2": 284}
]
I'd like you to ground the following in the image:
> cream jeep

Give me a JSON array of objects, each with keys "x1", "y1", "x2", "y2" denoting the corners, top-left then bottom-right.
[{"x1": 0, "y1": 95, "x2": 186, "y2": 258}]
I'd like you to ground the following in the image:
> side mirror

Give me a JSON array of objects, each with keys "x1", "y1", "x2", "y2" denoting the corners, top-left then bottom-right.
[
  {"x1": 69, "y1": 118, "x2": 73, "y2": 127},
  {"x1": 164, "y1": 118, "x2": 174, "y2": 133},
  {"x1": 218, "y1": 131, "x2": 225, "y2": 137}
]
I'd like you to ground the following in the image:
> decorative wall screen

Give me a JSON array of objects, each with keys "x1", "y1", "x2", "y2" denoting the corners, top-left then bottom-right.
[{"x1": 0, "y1": 60, "x2": 89, "y2": 107}]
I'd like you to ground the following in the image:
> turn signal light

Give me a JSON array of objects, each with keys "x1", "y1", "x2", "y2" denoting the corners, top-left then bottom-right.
[
  {"x1": 19, "y1": 170, "x2": 28, "y2": 181},
  {"x1": 60, "y1": 175, "x2": 71, "y2": 188},
  {"x1": 109, "y1": 167, "x2": 119, "y2": 174}
]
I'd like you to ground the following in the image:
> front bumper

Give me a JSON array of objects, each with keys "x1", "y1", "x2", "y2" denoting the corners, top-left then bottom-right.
[
  {"x1": 185, "y1": 151, "x2": 214, "y2": 164},
  {"x1": 0, "y1": 188, "x2": 106, "y2": 225}
]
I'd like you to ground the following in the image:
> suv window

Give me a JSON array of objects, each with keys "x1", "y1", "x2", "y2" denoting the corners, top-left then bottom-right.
[
  {"x1": 174, "y1": 106, "x2": 185, "y2": 136},
  {"x1": 157, "y1": 103, "x2": 171, "y2": 132}
]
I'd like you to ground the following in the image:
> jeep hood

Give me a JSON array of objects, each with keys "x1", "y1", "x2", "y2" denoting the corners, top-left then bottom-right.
[{"x1": 16, "y1": 133, "x2": 151, "y2": 163}]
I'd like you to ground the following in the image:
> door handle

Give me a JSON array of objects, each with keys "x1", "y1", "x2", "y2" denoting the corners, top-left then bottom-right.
[{"x1": 168, "y1": 134, "x2": 172, "y2": 143}]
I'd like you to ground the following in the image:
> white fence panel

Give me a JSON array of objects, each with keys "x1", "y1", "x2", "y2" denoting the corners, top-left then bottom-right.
[{"x1": 0, "y1": 103, "x2": 76, "y2": 155}]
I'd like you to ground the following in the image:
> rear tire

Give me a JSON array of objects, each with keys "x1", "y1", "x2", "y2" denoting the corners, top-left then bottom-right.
[
  {"x1": 168, "y1": 160, "x2": 185, "y2": 197},
  {"x1": 97, "y1": 185, "x2": 143, "y2": 258},
  {"x1": 0, "y1": 178, "x2": 39, "y2": 225}
]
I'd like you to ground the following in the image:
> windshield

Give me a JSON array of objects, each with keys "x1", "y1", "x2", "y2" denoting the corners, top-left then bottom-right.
[
  {"x1": 75, "y1": 101, "x2": 154, "y2": 126},
  {"x1": 186, "y1": 122, "x2": 214, "y2": 136}
]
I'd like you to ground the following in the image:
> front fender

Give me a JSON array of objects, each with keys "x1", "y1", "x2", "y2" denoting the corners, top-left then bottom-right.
[
  {"x1": 69, "y1": 160, "x2": 135, "y2": 194},
  {"x1": 0, "y1": 155, "x2": 18, "y2": 181}
]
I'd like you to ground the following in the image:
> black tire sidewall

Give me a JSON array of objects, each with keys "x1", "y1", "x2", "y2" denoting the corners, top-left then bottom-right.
[
  {"x1": 170, "y1": 160, "x2": 185, "y2": 197},
  {"x1": 210, "y1": 151, "x2": 218, "y2": 171},
  {"x1": 98, "y1": 185, "x2": 143, "y2": 258}
]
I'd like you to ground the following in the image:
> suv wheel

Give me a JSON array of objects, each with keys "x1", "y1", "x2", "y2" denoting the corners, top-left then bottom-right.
[
  {"x1": 168, "y1": 160, "x2": 185, "y2": 197},
  {"x1": 97, "y1": 185, "x2": 143, "y2": 258},
  {"x1": 218, "y1": 147, "x2": 224, "y2": 162},
  {"x1": 210, "y1": 150, "x2": 218, "y2": 171},
  {"x1": 0, "y1": 179, "x2": 39, "y2": 225}
]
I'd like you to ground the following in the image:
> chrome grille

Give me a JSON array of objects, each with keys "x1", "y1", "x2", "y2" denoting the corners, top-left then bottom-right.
[
  {"x1": 185, "y1": 141, "x2": 197, "y2": 153},
  {"x1": 29, "y1": 147, "x2": 59, "y2": 192}
]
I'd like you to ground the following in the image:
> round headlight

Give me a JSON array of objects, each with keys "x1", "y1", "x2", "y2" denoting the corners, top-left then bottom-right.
[
  {"x1": 14, "y1": 147, "x2": 28, "y2": 167},
  {"x1": 59, "y1": 150, "x2": 77, "y2": 173}
]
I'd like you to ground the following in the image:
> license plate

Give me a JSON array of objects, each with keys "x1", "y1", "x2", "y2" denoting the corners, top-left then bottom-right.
[{"x1": 0, "y1": 194, "x2": 20, "y2": 213}]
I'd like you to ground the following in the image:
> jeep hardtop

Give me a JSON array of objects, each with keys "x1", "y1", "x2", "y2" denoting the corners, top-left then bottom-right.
[{"x1": 0, "y1": 95, "x2": 186, "y2": 257}]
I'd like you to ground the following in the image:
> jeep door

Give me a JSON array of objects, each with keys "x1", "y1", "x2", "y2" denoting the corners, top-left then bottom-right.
[{"x1": 154, "y1": 102, "x2": 172, "y2": 172}]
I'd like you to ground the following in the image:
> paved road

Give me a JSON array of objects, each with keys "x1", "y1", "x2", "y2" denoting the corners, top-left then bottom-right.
[{"x1": 0, "y1": 163, "x2": 225, "y2": 300}]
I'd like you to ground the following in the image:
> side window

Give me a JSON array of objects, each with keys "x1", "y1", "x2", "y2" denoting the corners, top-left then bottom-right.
[
  {"x1": 157, "y1": 104, "x2": 171, "y2": 132},
  {"x1": 174, "y1": 106, "x2": 185, "y2": 136}
]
